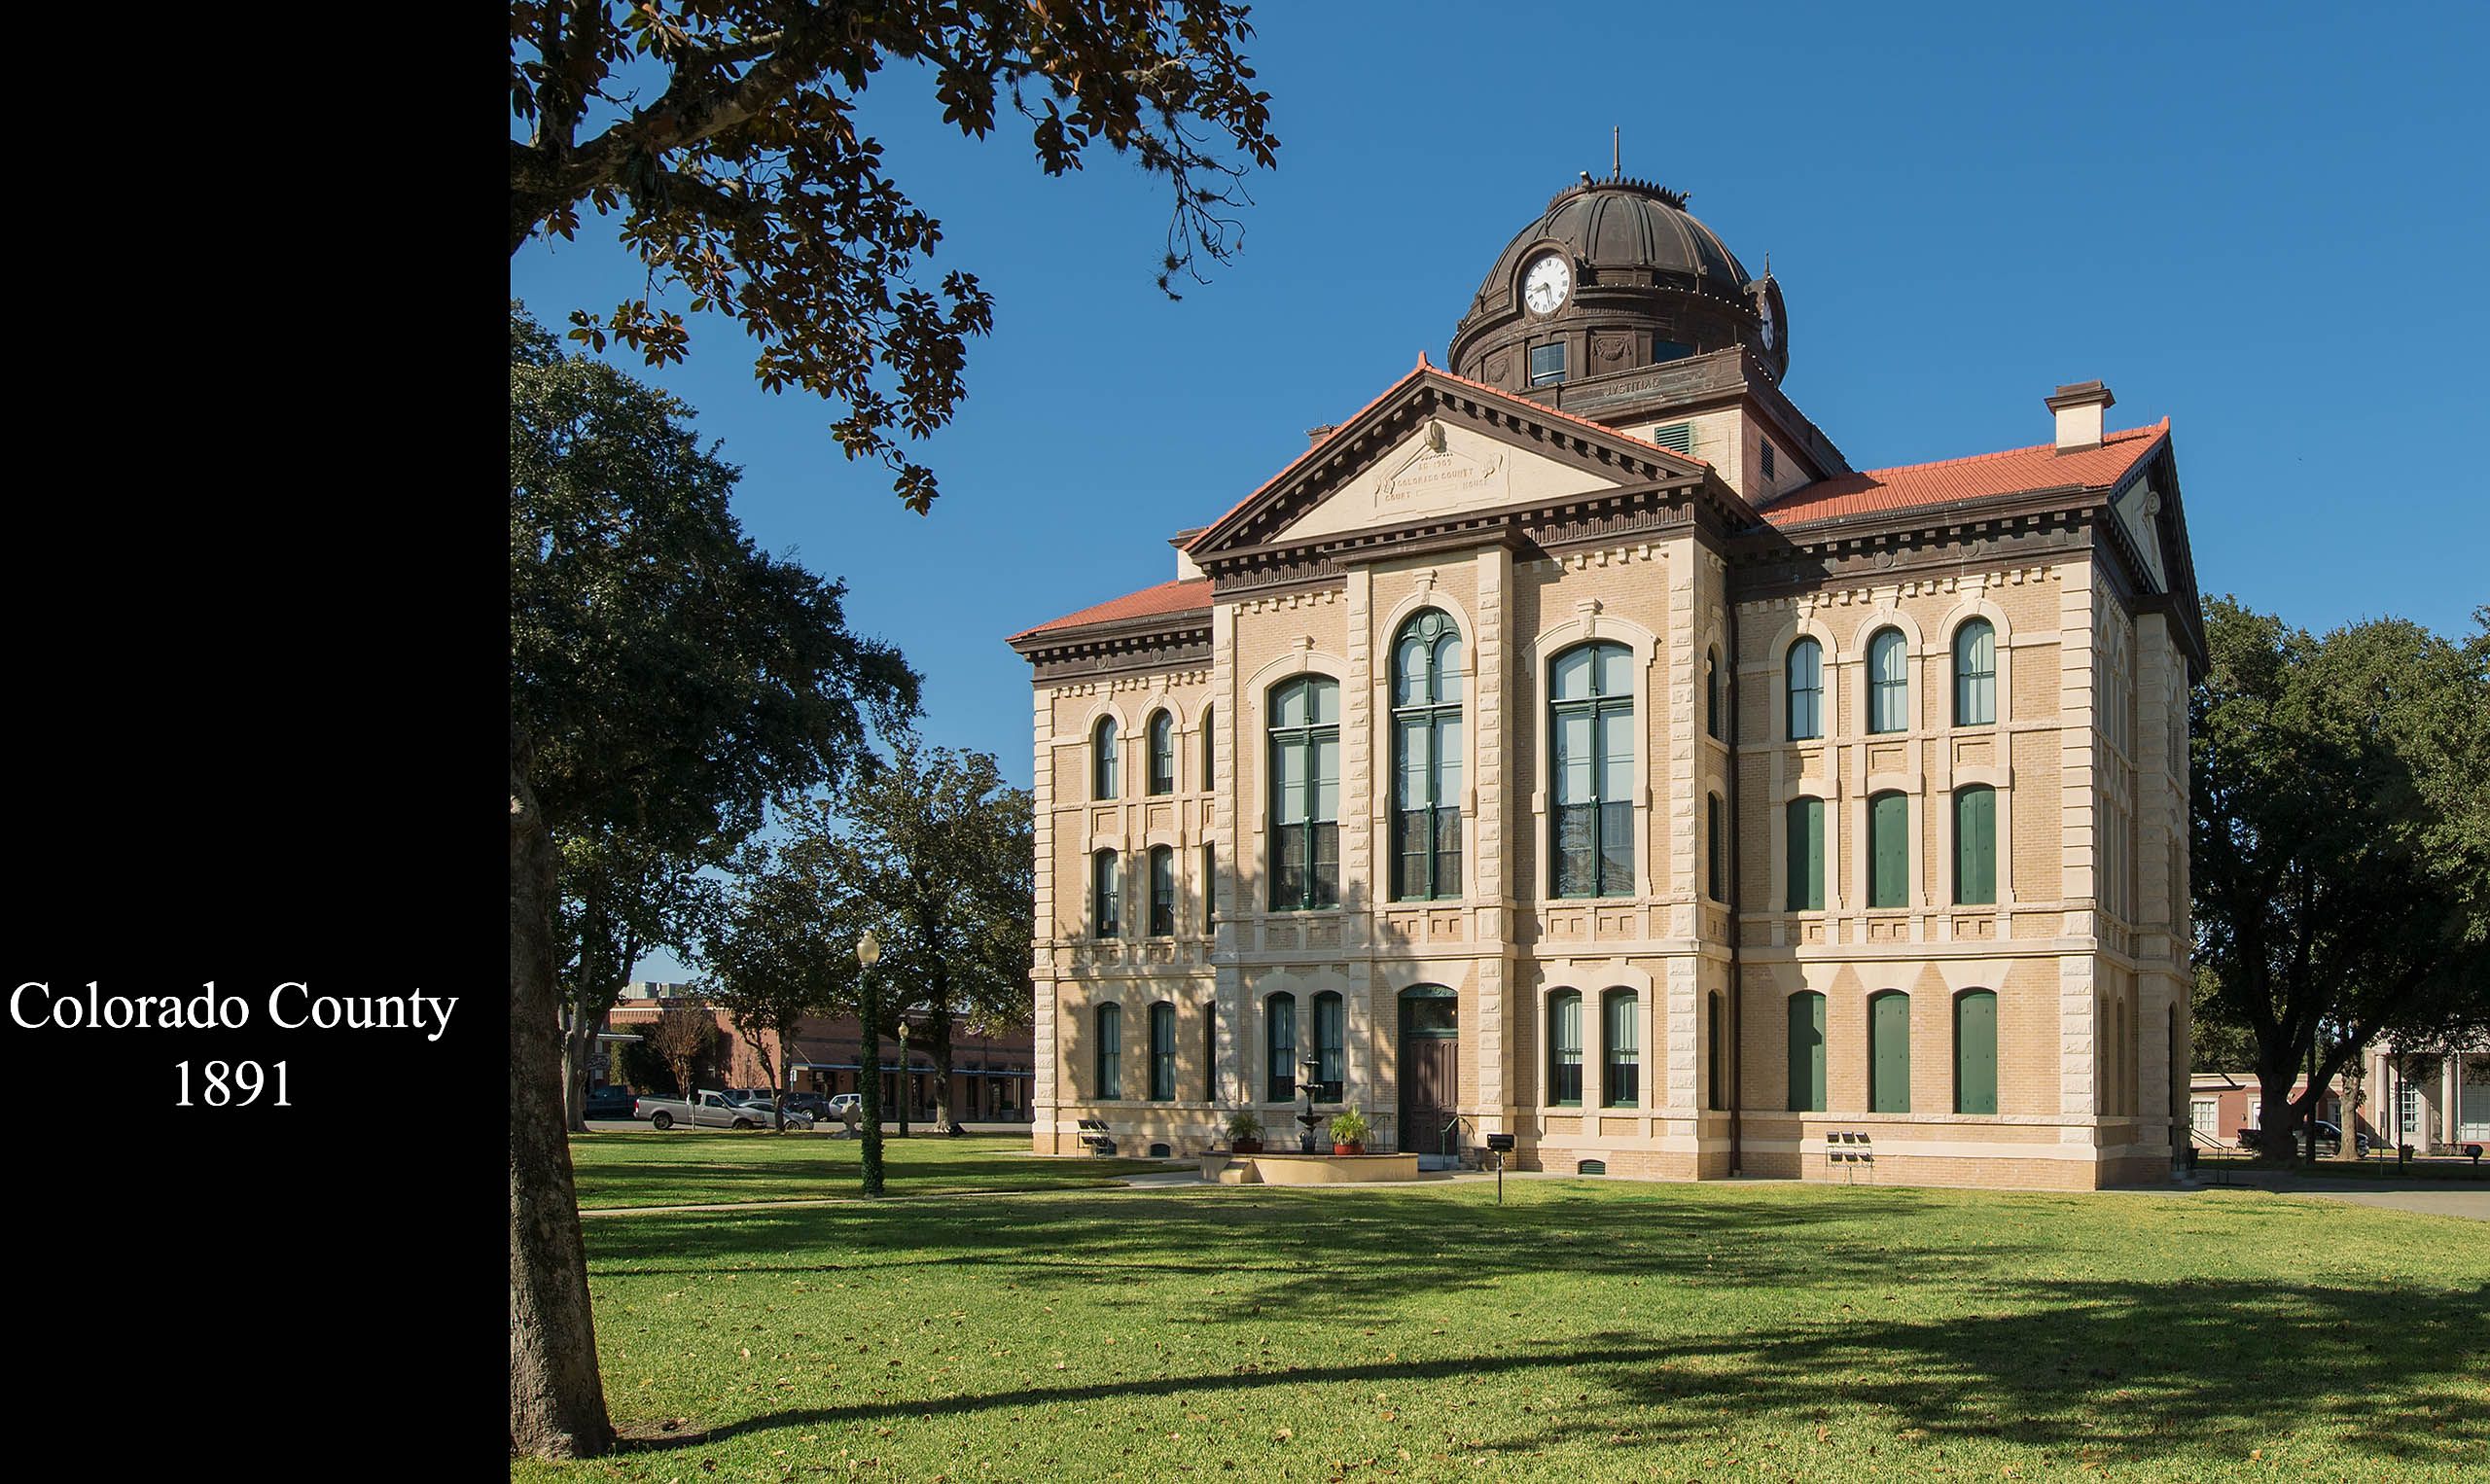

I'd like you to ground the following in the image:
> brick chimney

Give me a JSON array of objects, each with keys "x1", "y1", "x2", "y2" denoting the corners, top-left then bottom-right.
[
  {"x1": 1170, "y1": 528, "x2": 1206, "y2": 581},
  {"x1": 1305, "y1": 423, "x2": 1338, "y2": 448},
  {"x1": 2045, "y1": 380, "x2": 2115, "y2": 452}
]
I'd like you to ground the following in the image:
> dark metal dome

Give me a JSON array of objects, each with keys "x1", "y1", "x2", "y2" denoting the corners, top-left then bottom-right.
[{"x1": 1464, "y1": 179, "x2": 1754, "y2": 314}]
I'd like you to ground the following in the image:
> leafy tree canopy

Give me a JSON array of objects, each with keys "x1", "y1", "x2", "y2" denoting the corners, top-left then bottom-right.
[{"x1": 509, "y1": 0, "x2": 1280, "y2": 512}]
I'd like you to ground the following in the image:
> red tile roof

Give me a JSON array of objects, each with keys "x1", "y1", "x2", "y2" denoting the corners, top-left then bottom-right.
[
  {"x1": 1759, "y1": 420, "x2": 2169, "y2": 528},
  {"x1": 1010, "y1": 577, "x2": 1212, "y2": 644}
]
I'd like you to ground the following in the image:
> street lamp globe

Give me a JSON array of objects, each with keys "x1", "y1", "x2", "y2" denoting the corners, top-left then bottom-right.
[{"x1": 857, "y1": 930, "x2": 881, "y2": 969}]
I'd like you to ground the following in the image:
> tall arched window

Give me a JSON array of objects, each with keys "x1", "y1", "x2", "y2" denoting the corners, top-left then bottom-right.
[
  {"x1": 1602, "y1": 989, "x2": 1639, "y2": 1108},
  {"x1": 1868, "y1": 792, "x2": 1909, "y2": 908},
  {"x1": 1263, "y1": 993, "x2": 1297, "y2": 1103},
  {"x1": 1199, "y1": 705, "x2": 1214, "y2": 789},
  {"x1": 1953, "y1": 786, "x2": 1996, "y2": 905},
  {"x1": 1705, "y1": 649, "x2": 1723, "y2": 740},
  {"x1": 1148, "y1": 1002, "x2": 1176, "y2": 1101},
  {"x1": 1268, "y1": 676, "x2": 1340, "y2": 910},
  {"x1": 1954, "y1": 619, "x2": 1996, "y2": 726},
  {"x1": 1550, "y1": 642, "x2": 1635, "y2": 897},
  {"x1": 1092, "y1": 717, "x2": 1120, "y2": 798},
  {"x1": 1787, "y1": 637, "x2": 1824, "y2": 740},
  {"x1": 1547, "y1": 990, "x2": 1583, "y2": 1106},
  {"x1": 1148, "y1": 845, "x2": 1176, "y2": 936},
  {"x1": 1786, "y1": 795, "x2": 1826, "y2": 911},
  {"x1": 1788, "y1": 992, "x2": 1826, "y2": 1112},
  {"x1": 1706, "y1": 793, "x2": 1725, "y2": 902},
  {"x1": 1869, "y1": 991, "x2": 1910, "y2": 1113},
  {"x1": 1393, "y1": 611, "x2": 1465, "y2": 901},
  {"x1": 1147, "y1": 710, "x2": 1176, "y2": 795},
  {"x1": 1094, "y1": 1003, "x2": 1122, "y2": 1100},
  {"x1": 1868, "y1": 629, "x2": 1908, "y2": 733},
  {"x1": 1313, "y1": 991, "x2": 1344, "y2": 1094},
  {"x1": 1954, "y1": 989, "x2": 1998, "y2": 1114},
  {"x1": 1705, "y1": 991, "x2": 1725, "y2": 1112},
  {"x1": 1091, "y1": 850, "x2": 1120, "y2": 938}
]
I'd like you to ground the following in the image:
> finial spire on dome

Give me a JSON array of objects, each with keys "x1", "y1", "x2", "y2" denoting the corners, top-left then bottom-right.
[{"x1": 1612, "y1": 126, "x2": 1620, "y2": 181}]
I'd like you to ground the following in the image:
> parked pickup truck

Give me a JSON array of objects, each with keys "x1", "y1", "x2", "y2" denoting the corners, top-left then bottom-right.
[{"x1": 634, "y1": 1089, "x2": 812, "y2": 1131}]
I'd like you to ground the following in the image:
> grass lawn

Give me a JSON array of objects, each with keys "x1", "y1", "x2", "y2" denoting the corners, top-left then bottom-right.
[
  {"x1": 568, "y1": 1132, "x2": 1175, "y2": 1209},
  {"x1": 518, "y1": 1163, "x2": 2489, "y2": 1482}
]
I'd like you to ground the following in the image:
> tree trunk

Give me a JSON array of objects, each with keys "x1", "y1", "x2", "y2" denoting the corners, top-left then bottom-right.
[
  {"x1": 2254, "y1": 1059, "x2": 2303, "y2": 1162},
  {"x1": 511, "y1": 744, "x2": 615, "y2": 1458},
  {"x1": 928, "y1": 1008, "x2": 956, "y2": 1131},
  {"x1": 2335, "y1": 1062, "x2": 2366, "y2": 1161}
]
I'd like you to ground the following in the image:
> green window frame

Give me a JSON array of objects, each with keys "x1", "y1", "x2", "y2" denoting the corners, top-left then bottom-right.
[
  {"x1": 1148, "y1": 845, "x2": 1176, "y2": 936},
  {"x1": 1869, "y1": 991, "x2": 1910, "y2": 1113},
  {"x1": 1602, "y1": 989, "x2": 1639, "y2": 1108},
  {"x1": 1954, "y1": 619, "x2": 1996, "y2": 726},
  {"x1": 1786, "y1": 637, "x2": 1823, "y2": 740},
  {"x1": 1267, "y1": 676, "x2": 1340, "y2": 910},
  {"x1": 1092, "y1": 716, "x2": 1120, "y2": 798},
  {"x1": 1704, "y1": 650, "x2": 1723, "y2": 740},
  {"x1": 1148, "y1": 1002, "x2": 1176, "y2": 1101},
  {"x1": 1955, "y1": 989, "x2": 1998, "y2": 1115},
  {"x1": 1092, "y1": 850, "x2": 1120, "y2": 938},
  {"x1": 1954, "y1": 786, "x2": 1997, "y2": 905},
  {"x1": 1706, "y1": 793, "x2": 1725, "y2": 901},
  {"x1": 1094, "y1": 1003, "x2": 1121, "y2": 1100},
  {"x1": 1547, "y1": 990, "x2": 1583, "y2": 1106},
  {"x1": 1868, "y1": 628, "x2": 1908, "y2": 734},
  {"x1": 1147, "y1": 710, "x2": 1176, "y2": 795},
  {"x1": 1788, "y1": 992, "x2": 1827, "y2": 1112},
  {"x1": 1199, "y1": 705, "x2": 1213, "y2": 789},
  {"x1": 1868, "y1": 792, "x2": 1909, "y2": 908},
  {"x1": 1529, "y1": 341, "x2": 1566, "y2": 386},
  {"x1": 1705, "y1": 991, "x2": 1725, "y2": 1112},
  {"x1": 1200, "y1": 841, "x2": 1216, "y2": 928},
  {"x1": 1263, "y1": 993, "x2": 1296, "y2": 1103},
  {"x1": 1392, "y1": 610, "x2": 1465, "y2": 901},
  {"x1": 1550, "y1": 642, "x2": 1636, "y2": 898},
  {"x1": 1313, "y1": 991, "x2": 1344, "y2": 1093},
  {"x1": 1786, "y1": 795, "x2": 1826, "y2": 910}
]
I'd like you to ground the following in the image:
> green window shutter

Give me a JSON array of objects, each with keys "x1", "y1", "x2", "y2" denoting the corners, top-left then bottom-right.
[
  {"x1": 1787, "y1": 796, "x2": 1824, "y2": 910},
  {"x1": 1954, "y1": 787, "x2": 1996, "y2": 904},
  {"x1": 1651, "y1": 422, "x2": 1693, "y2": 454},
  {"x1": 1955, "y1": 991, "x2": 1998, "y2": 1114},
  {"x1": 1788, "y1": 993, "x2": 1826, "y2": 1113},
  {"x1": 1869, "y1": 793, "x2": 1909, "y2": 907},
  {"x1": 1870, "y1": 993, "x2": 1911, "y2": 1113}
]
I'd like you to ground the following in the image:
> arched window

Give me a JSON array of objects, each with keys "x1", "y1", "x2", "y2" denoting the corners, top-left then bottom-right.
[
  {"x1": 1147, "y1": 711, "x2": 1176, "y2": 795},
  {"x1": 1148, "y1": 1002, "x2": 1176, "y2": 1101},
  {"x1": 1869, "y1": 991, "x2": 1910, "y2": 1113},
  {"x1": 1200, "y1": 842, "x2": 1216, "y2": 929},
  {"x1": 1392, "y1": 610, "x2": 1465, "y2": 901},
  {"x1": 1955, "y1": 990, "x2": 1998, "y2": 1114},
  {"x1": 1786, "y1": 637, "x2": 1824, "y2": 740},
  {"x1": 1868, "y1": 792, "x2": 1908, "y2": 908},
  {"x1": 1953, "y1": 786, "x2": 1996, "y2": 905},
  {"x1": 1091, "y1": 850, "x2": 1120, "y2": 938},
  {"x1": 1954, "y1": 619, "x2": 1996, "y2": 726},
  {"x1": 1550, "y1": 642, "x2": 1635, "y2": 898},
  {"x1": 1313, "y1": 990, "x2": 1344, "y2": 1094},
  {"x1": 1786, "y1": 795, "x2": 1826, "y2": 911},
  {"x1": 1602, "y1": 989, "x2": 1639, "y2": 1108},
  {"x1": 1867, "y1": 628, "x2": 1907, "y2": 733},
  {"x1": 1263, "y1": 993, "x2": 1297, "y2": 1103},
  {"x1": 1705, "y1": 649, "x2": 1723, "y2": 741},
  {"x1": 1148, "y1": 845, "x2": 1176, "y2": 936},
  {"x1": 1092, "y1": 717, "x2": 1120, "y2": 798},
  {"x1": 1547, "y1": 990, "x2": 1583, "y2": 1106},
  {"x1": 1706, "y1": 793, "x2": 1725, "y2": 902},
  {"x1": 1268, "y1": 676, "x2": 1340, "y2": 910},
  {"x1": 1094, "y1": 1003, "x2": 1122, "y2": 1100},
  {"x1": 1199, "y1": 705, "x2": 1214, "y2": 789},
  {"x1": 1705, "y1": 992, "x2": 1725, "y2": 1112},
  {"x1": 1788, "y1": 992, "x2": 1827, "y2": 1112}
]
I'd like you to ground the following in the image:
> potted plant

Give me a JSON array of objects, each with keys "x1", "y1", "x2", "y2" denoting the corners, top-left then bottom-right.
[
  {"x1": 1226, "y1": 1110, "x2": 1264, "y2": 1154},
  {"x1": 1329, "y1": 1109, "x2": 1370, "y2": 1156}
]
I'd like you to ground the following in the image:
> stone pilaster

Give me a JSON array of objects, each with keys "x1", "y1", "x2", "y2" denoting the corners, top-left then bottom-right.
[
  {"x1": 1474, "y1": 544, "x2": 1512, "y2": 1122},
  {"x1": 1209, "y1": 600, "x2": 1243, "y2": 1108},
  {"x1": 2056, "y1": 564, "x2": 2098, "y2": 1121}
]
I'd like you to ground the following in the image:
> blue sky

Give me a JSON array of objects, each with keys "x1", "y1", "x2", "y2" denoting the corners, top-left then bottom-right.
[{"x1": 513, "y1": 3, "x2": 2488, "y2": 974}]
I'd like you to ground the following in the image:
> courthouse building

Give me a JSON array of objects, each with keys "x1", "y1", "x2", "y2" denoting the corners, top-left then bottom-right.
[{"x1": 1009, "y1": 174, "x2": 2204, "y2": 1188}]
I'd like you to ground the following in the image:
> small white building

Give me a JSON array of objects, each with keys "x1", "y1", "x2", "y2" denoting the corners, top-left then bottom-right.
[{"x1": 2363, "y1": 1038, "x2": 2490, "y2": 1151}]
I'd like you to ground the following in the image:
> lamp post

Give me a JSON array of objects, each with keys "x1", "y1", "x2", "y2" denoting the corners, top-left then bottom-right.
[
  {"x1": 855, "y1": 930, "x2": 886, "y2": 1197},
  {"x1": 898, "y1": 1017, "x2": 912, "y2": 1140}
]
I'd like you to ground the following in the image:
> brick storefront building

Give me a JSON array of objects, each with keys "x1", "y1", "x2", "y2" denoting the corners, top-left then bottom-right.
[{"x1": 1010, "y1": 174, "x2": 2203, "y2": 1188}]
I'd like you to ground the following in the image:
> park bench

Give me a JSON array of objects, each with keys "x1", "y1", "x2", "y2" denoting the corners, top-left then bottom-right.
[{"x1": 1076, "y1": 1117, "x2": 1118, "y2": 1155}]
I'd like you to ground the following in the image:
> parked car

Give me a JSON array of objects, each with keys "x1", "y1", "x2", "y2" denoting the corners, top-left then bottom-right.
[
  {"x1": 635, "y1": 1089, "x2": 810, "y2": 1131},
  {"x1": 782, "y1": 1092, "x2": 832, "y2": 1119},
  {"x1": 2236, "y1": 1120, "x2": 2373, "y2": 1157},
  {"x1": 729, "y1": 1097, "x2": 817, "y2": 1130},
  {"x1": 827, "y1": 1092, "x2": 863, "y2": 1115},
  {"x1": 584, "y1": 1085, "x2": 636, "y2": 1119}
]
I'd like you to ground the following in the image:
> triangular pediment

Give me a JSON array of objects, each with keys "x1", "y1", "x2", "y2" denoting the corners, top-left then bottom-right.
[{"x1": 1189, "y1": 364, "x2": 1704, "y2": 558}]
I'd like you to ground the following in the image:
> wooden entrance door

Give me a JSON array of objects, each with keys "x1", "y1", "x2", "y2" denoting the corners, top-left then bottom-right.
[{"x1": 1400, "y1": 988, "x2": 1458, "y2": 1158}]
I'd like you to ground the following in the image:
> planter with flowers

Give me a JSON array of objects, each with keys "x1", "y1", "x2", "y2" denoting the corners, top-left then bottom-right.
[
  {"x1": 1226, "y1": 1110, "x2": 1265, "y2": 1154},
  {"x1": 1329, "y1": 1109, "x2": 1370, "y2": 1156}
]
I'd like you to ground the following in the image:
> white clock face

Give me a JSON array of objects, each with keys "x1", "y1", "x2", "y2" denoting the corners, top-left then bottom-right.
[
  {"x1": 1759, "y1": 297, "x2": 1777, "y2": 348},
  {"x1": 1523, "y1": 254, "x2": 1571, "y2": 315}
]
